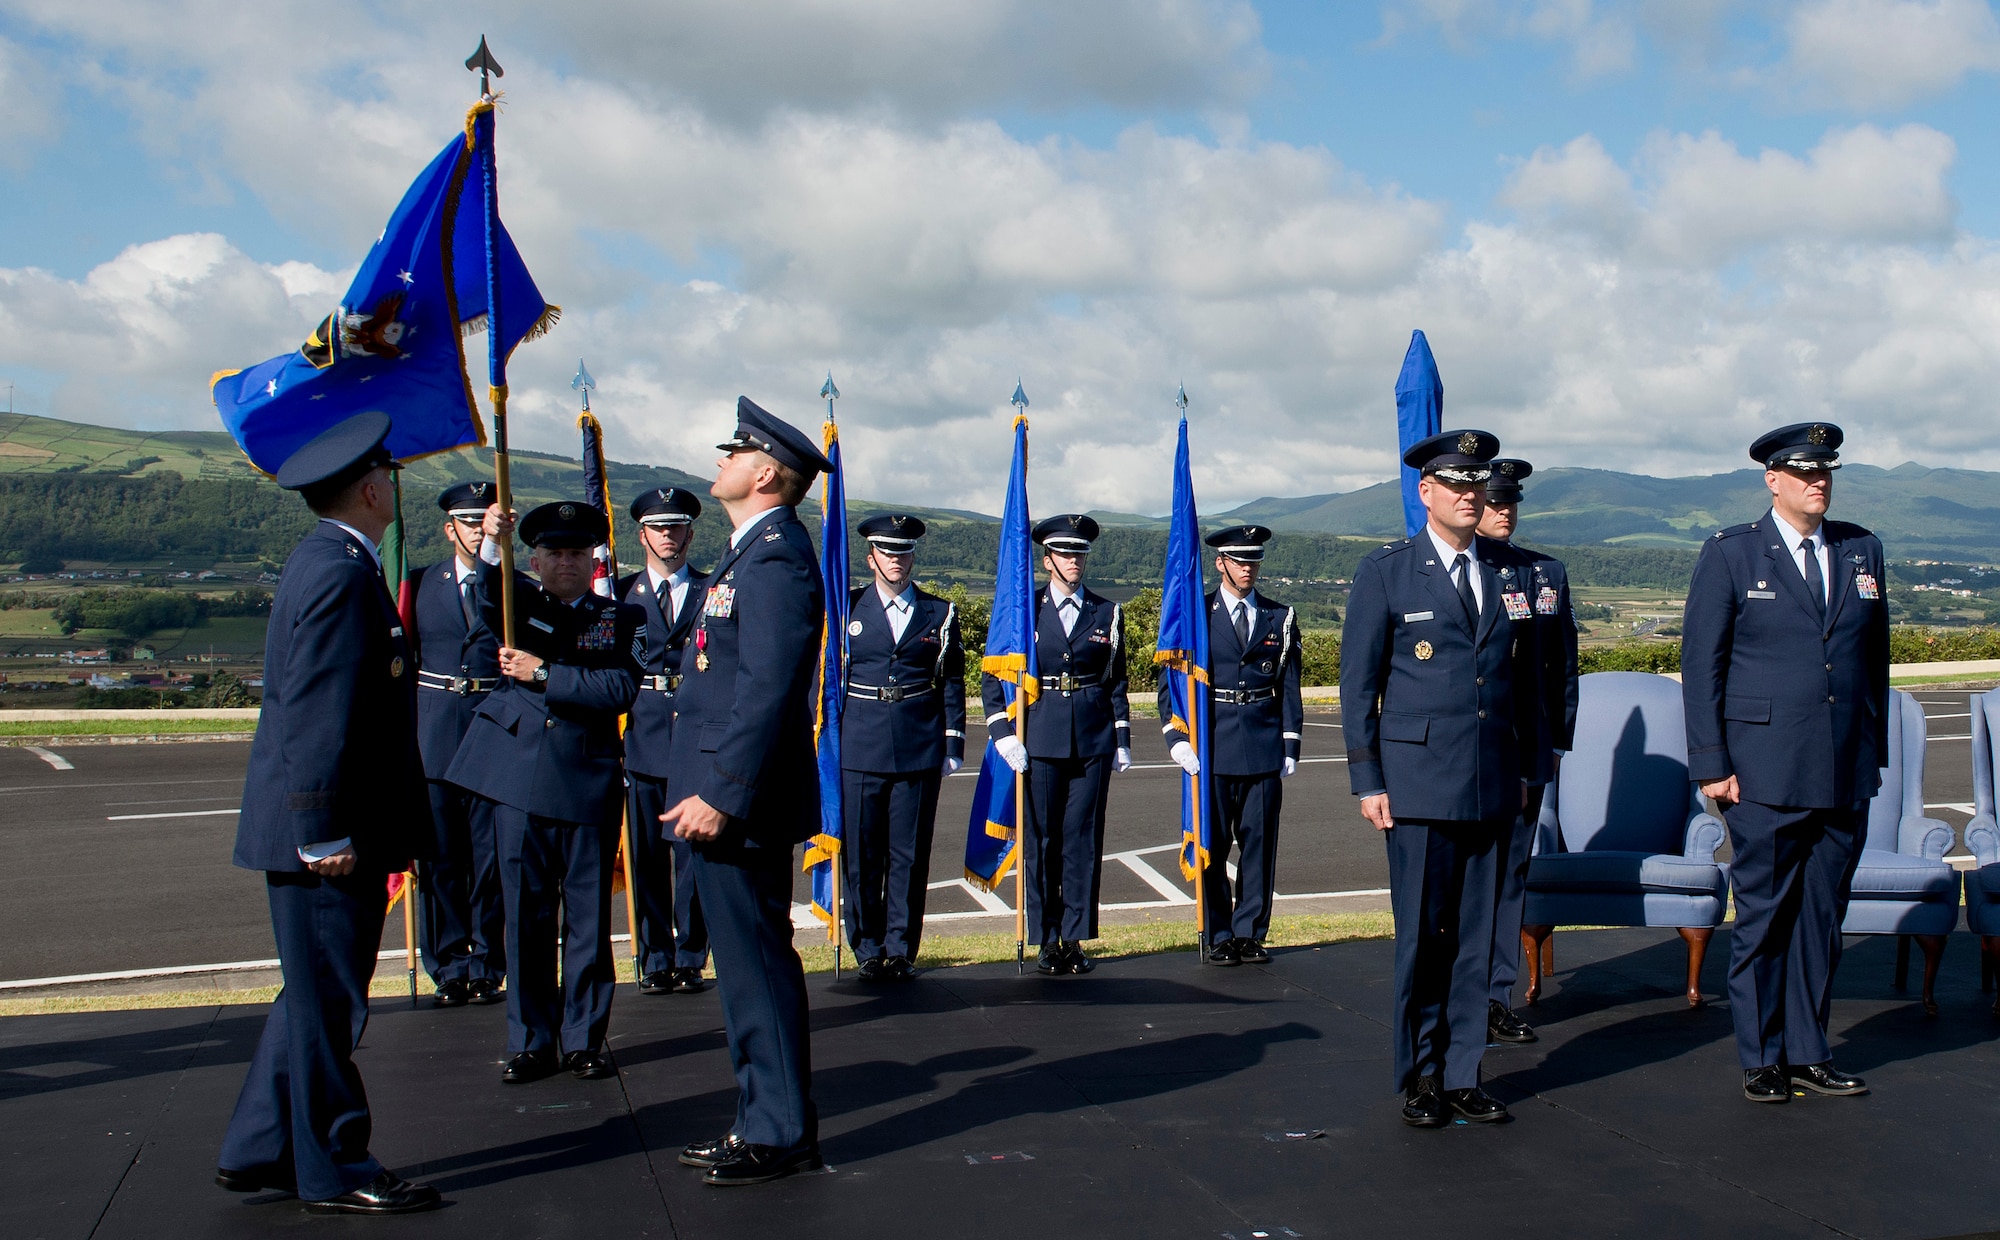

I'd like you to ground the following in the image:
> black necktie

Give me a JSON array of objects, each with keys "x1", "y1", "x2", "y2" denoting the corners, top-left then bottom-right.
[
  {"x1": 1452, "y1": 553, "x2": 1477, "y2": 624},
  {"x1": 1800, "y1": 537, "x2": 1826, "y2": 619},
  {"x1": 1234, "y1": 601, "x2": 1250, "y2": 648},
  {"x1": 459, "y1": 578, "x2": 477, "y2": 630}
]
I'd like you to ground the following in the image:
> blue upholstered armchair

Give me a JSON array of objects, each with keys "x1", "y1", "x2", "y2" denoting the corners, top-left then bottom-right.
[
  {"x1": 1962, "y1": 688, "x2": 2000, "y2": 1014},
  {"x1": 1840, "y1": 689, "x2": 1960, "y2": 1016},
  {"x1": 1521, "y1": 672, "x2": 1729, "y2": 1008}
]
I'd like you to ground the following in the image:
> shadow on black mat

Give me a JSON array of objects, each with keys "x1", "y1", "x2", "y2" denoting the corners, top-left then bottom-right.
[
  {"x1": 0, "y1": 1009, "x2": 265, "y2": 1100},
  {"x1": 929, "y1": 973, "x2": 1271, "y2": 1012}
]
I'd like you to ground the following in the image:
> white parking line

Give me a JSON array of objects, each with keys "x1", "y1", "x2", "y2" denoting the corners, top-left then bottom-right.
[
  {"x1": 1922, "y1": 712, "x2": 1971, "y2": 721},
  {"x1": 105, "y1": 809, "x2": 241, "y2": 822},
  {"x1": 1928, "y1": 735, "x2": 1971, "y2": 742},
  {"x1": 24, "y1": 747, "x2": 73, "y2": 771},
  {"x1": 1925, "y1": 803, "x2": 1976, "y2": 814}
]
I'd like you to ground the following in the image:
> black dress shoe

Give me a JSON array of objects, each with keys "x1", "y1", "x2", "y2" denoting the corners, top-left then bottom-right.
[
  {"x1": 1206, "y1": 938, "x2": 1240, "y2": 966},
  {"x1": 1036, "y1": 944, "x2": 1064, "y2": 975},
  {"x1": 1487, "y1": 999, "x2": 1538, "y2": 1045},
  {"x1": 640, "y1": 970, "x2": 673, "y2": 995},
  {"x1": 856, "y1": 957, "x2": 886, "y2": 983},
  {"x1": 1446, "y1": 1087, "x2": 1511, "y2": 1123},
  {"x1": 884, "y1": 956, "x2": 917, "y2": 982},
  {"x1": 1063, "y1": 942, "x2": 1095, "y2": 974},
  {"x1": 1788, "y1": 1062, "x2": 1869, "y2": 1096},
  {"x1": 215, "y1": 1164, "x2": 294, "y2": 1194},
  {"x1": 703, "y1": 1140, "x2": 824, "y2": 1186},
  {"x1": 1743, "y1": 1065, "x2": 1790, "y2": 1103},
  {"x1": 671, "y1": 967, "x2": 707, "y2": 994},
  {"x1": 432, "y1": 978, "x2": 470, "y2": 1008},
  {"x1": 565, "y1": 1049, "x2": 616, "y2": 1080},
  {"x1": 679, "y1": 1133, "x2": 746, "y2": 1169},
  {"x1": 303, "y1": 1170, "x2": 440, "y2": 1216},
  {"x1": 1235, "y1": 938, "x2": 1271, "y2": 964},
  {"x1": 467, "y1": 977, "x2": 503, "y2": 1005},
  {"x1": 502, "y1": 1051, "x2": 560, "y2": 1084},
  {"x1": 1402, "y1": 1075, "x2": 1447, "y2": 1128}
]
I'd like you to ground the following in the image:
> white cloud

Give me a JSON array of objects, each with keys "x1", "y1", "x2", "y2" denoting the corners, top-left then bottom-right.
[
  {"x1": 0, "y1": 34, "x2": 56, "y2": 165},
  {"x1": 1782, "y1": 0, "x2": 2000, "y2": 109},
  {"x1": 1378, "y1": 0, "x2": 1638, "y2": 76}
]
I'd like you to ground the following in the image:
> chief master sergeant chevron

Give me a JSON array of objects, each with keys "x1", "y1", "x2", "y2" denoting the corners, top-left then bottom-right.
[{"x1": 1680, "y1": 421, "x2": 1888, "y2": 1106}]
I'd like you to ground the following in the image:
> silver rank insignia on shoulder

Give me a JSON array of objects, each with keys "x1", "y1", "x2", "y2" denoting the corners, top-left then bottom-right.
[
  {"x1": 346, "y1": 544, "x2": 360, "y2": 557},
  {"x1": 763, "y1": 528, "x2": 781, "y2": 542}
]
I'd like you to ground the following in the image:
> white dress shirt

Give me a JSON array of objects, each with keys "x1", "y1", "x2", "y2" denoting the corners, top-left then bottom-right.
[
  {"x1": 878, "y1": 581, "x2": 917, "y2": 642},
  {"x1": 1425, "y1": 524, "x2": 1484, "y2": 611},
  {"x1": 1769, "y1": 509, "x2": 1831, "y2": 606},
  {"x1": 1049, "y1": 581, "x2": 1084, "y2": 636}
]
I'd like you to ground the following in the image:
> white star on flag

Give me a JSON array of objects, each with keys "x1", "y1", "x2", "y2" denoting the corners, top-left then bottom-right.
[
  {"x1": 265, "y1": 379, "x2": 278, "y2": 396},
  {"x1": 396, "y1": 270, "x2": 414, "y2": 285}
]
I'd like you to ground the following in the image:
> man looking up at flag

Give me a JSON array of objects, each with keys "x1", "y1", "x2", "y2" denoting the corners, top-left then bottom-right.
[
  {"x1": 445, "y1": 501, "x2": 644, "y2": 1086},
  {"x1": 663, "y1": 397, "x2": 830, "y2": 1186}
]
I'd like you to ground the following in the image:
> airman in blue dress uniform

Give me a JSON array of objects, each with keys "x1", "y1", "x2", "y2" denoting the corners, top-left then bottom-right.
[
  {"x1": 984, "y1": 513, "x2": 1133, "y2": 976},
  {"x1": 406, "y1": 480, "x2": 506, "y2": 1009},
  {"x1": 1681, "y1": 422, "x2": 1888, "y2": 1104},
  {"x1": 445, "y1": 500, "x2": 644, "y2": 1085},
  {"x1": 662, "y1": 397, "x2": 831, "y2": 1186},
  {"x1": 841, "y1": 514, "x2": 967, "y2": 981},
  {"x1": 1159, "y1": 524, "x2": 1303, "y2": 965},
  {"x1": 1474, "y1": 458, "x2": 1578, "y2": 1046},
  {"x1": 617, "y1": 485, "x2": 712, "y2": 997},
  {"x1": 1341, "y1": 429, "x2": 1541, "y2": 1128},
  {"x1": 216, "y1": 411, "x2": 439, "y2": 1215}
]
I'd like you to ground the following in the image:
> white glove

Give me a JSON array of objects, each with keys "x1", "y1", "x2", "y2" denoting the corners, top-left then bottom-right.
[
  {"x1": 1169, "y1": 740, "x2": 1201, "y2": 775},
  {"x1": 943, "y1": 756, "x2": 963, "y2": 776},
  {"x1": 1114, "y1": 746, "x2": 1133, "y2": 773},
  {"x1": 995, "y1": 735, "x2": 1029, "y2": 773},
  {"x1": 1282, "y1": 757, "x2": 1297, "y2": 779}
]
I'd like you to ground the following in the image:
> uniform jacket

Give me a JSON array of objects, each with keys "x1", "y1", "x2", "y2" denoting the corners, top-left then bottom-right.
[
  {"x1": 1680, "y1": 510, "x2": 1890, "y2": 808},
  {"x1": 1157, "y1": 589, "x2": 1304, "y2": 777},
  {"x1": 663, "y1": 507, "x2": 825, "y2": 846},
  {"x1": 616, "y1": 565, "x2": 708, "y2": 780},
  {"x1": 983, "y1": 585, "x2": 1131, "y2": 760},
  {"x1": 236, "y1": 520, "x2": 429, "y2": 873},
  {"x1": 406, "y1": 557, "x2": 501, "y2": 780},
  {"x1": 443, "y1": 556, "x2": 643, "y2": 826},
  {"x1": 1515, "y1": 546, "x2": 1580, "y2": 784},
  {"x1": 839, "y1": 582, "x2": 967, "y2": 774},
  {"x1": 1340, "y1": 534, "x2": 1543, "y2": 821}
]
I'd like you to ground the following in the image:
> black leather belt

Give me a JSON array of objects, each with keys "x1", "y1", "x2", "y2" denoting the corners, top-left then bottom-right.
[
  {"x1": 1213, "y1": 686, "x2": 1279, "y2": 705},
  {"x1": 418, "y1": 671, "x2": 496, "y2": 696},
  {"x1": 1038, "y1": 672, "x2": 1101, "y2": 692},
  {"x1": 847, "y1": 682, "x2": 940, "y2": 703},
  {"x1": 640, "y1": 673, "x2": 682, "y2": 693}
]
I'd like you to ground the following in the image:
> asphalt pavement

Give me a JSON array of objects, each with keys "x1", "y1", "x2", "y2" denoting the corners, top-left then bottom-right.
[{"x1": 0, "y1": 692, "x2": 1985, "y2": 983}]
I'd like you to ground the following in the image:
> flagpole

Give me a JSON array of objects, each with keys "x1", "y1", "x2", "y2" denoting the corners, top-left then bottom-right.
[
  {"x1": 826, "y1": 376, "x2": 845, "y2": 982},
  {"x1": 1014, "y1": 747, "x2": 1027, "y2": 973},
  {"x1": 468, "y1": 38, "x2": 517, "y2": 649},
  {"x1": 403, "y1": 868, "x2": 419, "y2": 1006},
  {"x1": 1188, "y1": 666, "x2": 1206, "y2": 962}
]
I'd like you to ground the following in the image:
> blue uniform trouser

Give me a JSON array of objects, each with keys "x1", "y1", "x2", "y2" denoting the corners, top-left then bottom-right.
[
  {"x1": 1488, "y1": 785, "x2": 1543, "y2": 1005},
  {"x1": 1386, "y1": 817, "x2": 1504, "y2": 1093},
  {"x1": 627, "y1": 772, "x2": 710, "y2": 975},
  {"x1": 1199, "y1": 773, "x2": 1284, "y2": 948},
  {"x1": 1025, "y1": 754, "x2": 1111, "y2": 944},
  {"x1": 693, "y1": 838, "x2": 817, "y2": 1149},
  {"x1": 219, "y1": 870, "x2": 388, "y2": 1202},
  {"x1": 492, "y1": 803, "x2": 618, "y2": 1056},
  {"x1": 418, "y1": 780, "x2": 505, "y2": 986},
  {"x1": 841, "y1": 767, "x2": 943, "y2": 962},
  {"x1": 1723, "y1": 800, "x2": 1866, "y2": 1070}
]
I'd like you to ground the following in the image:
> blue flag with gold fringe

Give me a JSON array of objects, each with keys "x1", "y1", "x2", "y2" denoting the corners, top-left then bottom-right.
[
  {"x1": 1394, "y1": 330, "x2": 1442, "y2": 540},
  {"x1": 1155, "y1": 412, "x2": 1213, "y2": 880},
  {"x1": 804, "y1": 416, "x2": 849, "y2": 928},
  {"x1": 964, "y1": 403, "x2": 1037, "y2": 891},
  {"x1": 211, "y1": 103, "x2": 557, "y2": 473}
]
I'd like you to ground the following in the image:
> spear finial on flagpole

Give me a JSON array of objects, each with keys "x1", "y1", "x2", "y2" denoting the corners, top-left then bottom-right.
[
  {"x1": 466, "y1": 35, "x2": 504, "y2": 100},
  {"x1": 821, "y1": 372, "x2": 839, "y2": 422},
  {"x1": 1012, "y1": 379, "x2": 1030, "y2": 412},
  {"x1": 1176, "y1": 381, "x2": 1189, "y2": 417},
  {"x1": 572, "y1": 359, "x2": 595, "y2": 413}
]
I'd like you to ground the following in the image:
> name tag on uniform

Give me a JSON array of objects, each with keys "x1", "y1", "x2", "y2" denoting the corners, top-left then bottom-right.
[
  {"x1": 1502, "y1": 591, "x2": 1531, "y2": 621},
  {"x1": 528, "y1": 616, "x2": 556, "y2": 633},
  {"x1": 1746, "y1": 590, "x2": 1777, "y2": 600},
  {"x1": 1402, "y1": 611, "x2": 1434, "y2": 622},
  {"x1": 1856, "y1": 573, "x2": 1880, "y2": 600},
  {"x1": 704, "y1": 584, "x2": 736, "y2": 618},
  {"x1": 1535, "y1": 588, "x2": 1558, "y2": 616}
]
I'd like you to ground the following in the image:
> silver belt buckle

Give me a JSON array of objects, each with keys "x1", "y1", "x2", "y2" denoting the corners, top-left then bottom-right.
[{"x1": 452, "y1": 675, "x2": 471, "y2": 696}]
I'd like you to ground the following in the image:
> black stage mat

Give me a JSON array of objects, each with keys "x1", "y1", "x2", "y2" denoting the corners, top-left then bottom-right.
[{"x1": 5, "y1": 928, "x2": 1998, "y2": 1240}]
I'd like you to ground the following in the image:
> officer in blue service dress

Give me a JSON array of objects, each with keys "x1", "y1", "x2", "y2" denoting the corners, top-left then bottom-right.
[
  {"x1": 1473, "y1": 459, "x2": 1578, "y2": 1046},
  {"x1": 1680, "y1": 422, "x2": 1888, "y2": 1104},
  {"x1": 445, "y1": 501, "x2": 644, "y2": 1085},
  {"x1": 662, "y1": 397, "x2": 831, "y2": 1187},
  {"x1": 216, "y1": 412, "x2": 440, "y2": 1215},
  {"x1": 617, "y1": 486, "x2": 712, "y2": 996},
  {"x1": 984, "y1": 514, "x2": 1133, "y2": 976},
  {"x1": 1341, "y1": 429, "x2": 1541, "y2": 1128},
  {"x1": 1160, "y1": 525, "x2": 1303, "y2": 965},
  {"x1": 405, "y1": 480, "x2": 506, "y2": 1009},
  {"x1": 841, "y1": 514, "x2": 968, "y2": 981}
]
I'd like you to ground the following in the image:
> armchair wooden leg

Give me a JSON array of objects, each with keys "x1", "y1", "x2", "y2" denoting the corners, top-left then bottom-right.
[
  {"x1": 1893, "y1": 934, "x2": 1911, "y2": 990},
  {"x1": 1522, "y1": 925, "x2": 1553, "y2": 1005},
  {"x1": 1677, "y1": 927, "x2": 1713, "y2": 1008},
  {"x1": 1914, "y1": 934, "x2": 1947, "y2": 1018}
]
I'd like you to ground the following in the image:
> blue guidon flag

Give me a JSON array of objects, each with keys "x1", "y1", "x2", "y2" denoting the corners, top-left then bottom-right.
[
  {"x1": 211, "y1": 103, "x2": 557, "y2": 472},
  {"x1": 964, "y1": 398, "x2": 1037, "y2": 891},
  {"x1": 803, "y1": 409, "x2": 850, "y2": 928},
  {"x1": 1155, "y1": 411, "x2": 1213, "y2": 881},
  {"x1": 1394, "y1": 330, "x2": 1443, "y2": 540}
]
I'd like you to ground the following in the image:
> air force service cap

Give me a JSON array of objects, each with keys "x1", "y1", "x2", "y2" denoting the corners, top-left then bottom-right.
[
  {"x1": 859, "y1": 513, "x2": 926, "y2": 554},
  {"x1": 629, "y1": 486, "x2": 701, "y2": 526},
  {"x1": 1751, "y1": 422, "x2": 1843, "y2": 471},
  {"x1": 1034, "y1": 513, "x2": 1100, "y2": 554},
  {"x1": 519, "y1": 502, "x2": 610, "y2": 550},
  {"x1": 1206, "y1": 524, "x2": 1273, "y2": 563},
  {"x1": 1403, "y1": 429, "x2": 1500, "y2": 483},
  {"x1": 438, "y1": 480, "x2": 495, "y2": 516},
  {"x1": 716, "y1": 396, "x2": 834, "y2": 477},
  {"x1": 1485, "y1": 457, "x2": 1533, "y2": 504},
  {"x1": 276, "y1": 411, "x2": 399, "y2": 494}
]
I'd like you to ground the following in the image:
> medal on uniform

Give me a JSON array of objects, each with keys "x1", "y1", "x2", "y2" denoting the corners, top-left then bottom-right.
[
  {"x1": 1856, "y1": 573, "x2": 1879, "y2": 600},
  {"x1": 694, "y1": 627, "x2": 709, "y2": 672},
  {"x1": 1535, "y1": 586, "x2": 1558, "y2": 615},
  {"x1": 1414, "y1": 640, "x2": 1434, "y2": 660},
  {"x1": 390, "y1": 656, "x2": 404, "y2": 677},
  {"x1": 1503, "y1": 591, "x2": 1532, "y2": 621}
]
